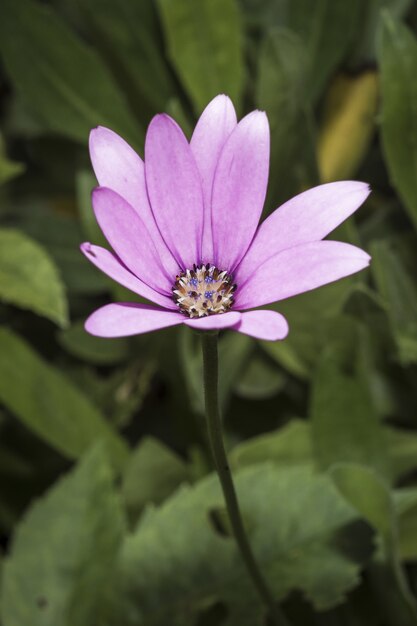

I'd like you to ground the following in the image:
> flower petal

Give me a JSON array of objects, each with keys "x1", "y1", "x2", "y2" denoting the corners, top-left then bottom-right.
[
  {"x1": 211, "y1": 110, "x2": 270, "y2": 271},
  {"x1": 184, "y1": 311, "x2": 241, "y2": 331},
  {"x1": 85, "y1": 303, "x2": 184, "y2": 337},
  {"x1": 235, "y1": 241, "x2": 371, "y2": 310},
  {"x1": 233, "y1": 310, "x2": 289, "y2": 341},
  {"x1": 92, "y1": 187, "x2": 174, "y2": 295},
  {"x1": 190, "y1": 95, "x2": 237, "y2": 261},
  {"x1": 80, "y1": 243, "x2": 177, "y2": 310},
  {"x1": 236, "y1": 181, "x2": 370, "y2": 282},
  {"x1": 89, "y1": 126, "x2": 177, "y2": 275},
  {"x1": 145, "y1": 114, "x2": 204, "y2": 269}
]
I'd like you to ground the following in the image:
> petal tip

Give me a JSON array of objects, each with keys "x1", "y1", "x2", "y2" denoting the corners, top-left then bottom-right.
[{"x1": 80, "y1": 242, "x2": 97, "y2": 259}]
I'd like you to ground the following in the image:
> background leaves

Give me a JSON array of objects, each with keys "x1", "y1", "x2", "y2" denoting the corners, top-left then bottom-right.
[{"x1": 1, "y1": 0, "x2": 417, "y2": 625}]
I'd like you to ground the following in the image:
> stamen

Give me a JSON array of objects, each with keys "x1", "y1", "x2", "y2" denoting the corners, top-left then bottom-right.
[{"x1": 172, "y1": 263, "x2": 236, "y2": 318}]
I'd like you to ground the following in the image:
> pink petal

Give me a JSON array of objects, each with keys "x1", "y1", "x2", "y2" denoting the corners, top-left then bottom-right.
[
  {"x1": 89, "y1": 127, "x2": 177, "y2": 275},
  {"x1": 235, "y1": 241, "x2": 371, "y2": 310},
  {"x1": 80, "y1": 243, "x2": 177, "y2": 310},
  {"x1": 85, "y1": 303, "x2": 184, "y2": 338},
  {"x1": 236, "y1": 181, "x2": 370, "y2": 282},
  {"x1": 145, "y1": 114, "x2": 204, "y2": 269},
  {"x1": 92, "y1": 187, "x2": 173, "y2": 295},
  {"x1": 211, "y1": 111, "x2": 270, "y2": 271},
  {"x1": 184, "y1": 311, "x2": 241, "y2": 330},
  {"x1": 190, "y1": 95, "x2": 237, "y2": 261},
  {"x1": 233, "y1": 310, "x2": 289, "y2": 341}
]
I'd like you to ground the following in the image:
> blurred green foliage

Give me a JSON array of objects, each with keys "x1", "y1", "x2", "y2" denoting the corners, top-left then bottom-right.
[{"x1": 0, "y1": 0, "x2": 417, "y2": 624}]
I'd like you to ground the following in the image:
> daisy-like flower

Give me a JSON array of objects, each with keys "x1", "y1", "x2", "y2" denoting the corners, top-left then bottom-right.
[{"x1": 82, "y1": 95, "x2": 370, "y2": 341}]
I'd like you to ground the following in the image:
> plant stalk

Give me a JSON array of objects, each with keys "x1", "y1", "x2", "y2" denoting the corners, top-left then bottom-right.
[{"x1": 201, "y1": 332, "x2": 290, "y2": 626}]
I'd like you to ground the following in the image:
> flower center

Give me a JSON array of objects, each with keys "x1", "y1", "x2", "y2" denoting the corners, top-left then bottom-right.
[{"x1": 172, "y1": 264, "x2": 236, "y2": 318}]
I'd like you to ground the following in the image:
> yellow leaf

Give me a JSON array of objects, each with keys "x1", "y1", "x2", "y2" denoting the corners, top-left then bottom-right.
[{"x1": 318, "y1": 71, "x2": 379, "y2": 182}]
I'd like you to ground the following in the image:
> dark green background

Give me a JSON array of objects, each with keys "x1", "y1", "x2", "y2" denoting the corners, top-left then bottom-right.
[{"x1": 1, "y1": 0, "x2": 417, "y2": 624}]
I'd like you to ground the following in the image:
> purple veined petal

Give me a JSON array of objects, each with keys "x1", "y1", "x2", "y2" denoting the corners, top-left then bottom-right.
[
  {"x1": 233, "y1": 310, "x2": 289, "y2": 341},
  {"x1": 236, "y1": 181, "x2": 371, "y2": 283},
  {"x1": 211, "y1": 110, "x2": 270, "y2": 271},
  {"x1": 145, "y1": 114, "x2": 204, "y2": 269},
  {"x1": 92, "y1": 187, "x2": 174, "y2": 295},
  {"x1": 80, "y1": 243, "x2": 177, "y2": 310},
  {"x1": 85, "y1": 303, "x2": 185, "y2": 338},
  {"x1": 184, "y1": 311, "x2": 241, "y2": 330},
  {"x1": 89, "y1": 126, "x2": 178, "y2": 275},
  {"x1": 235, "y1": 240, "x2": 371, "y2": 310},
  {"x1": 190, "y1": 95, "x2": 237, "y2": 261}
]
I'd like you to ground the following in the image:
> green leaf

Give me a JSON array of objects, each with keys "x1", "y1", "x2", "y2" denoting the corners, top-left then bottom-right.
[
  {"x1": 380, "y1": 14, "x2": 417, "y2": 231},
  {"x1": 388, "y1": 427, "x2": 417, "y2": 481},
  {"x1": 331, "y1": 464, "x2": 393, "y2": 537},
  {"x1": 331, "y1": 463, "x2": 417, "y2": 624},
  {"x1": 287, "y1": 0, "x2": 362, "y2": 101},
  {"x1": 0, "y1": 228, "x2": 68, "y2": 327},
  {"x1": 235, "y1": 353, "x2": 285, "y2": 400},
  {"x1": 371, "y1": 239, "x2": 417, "y2": 365},
  {"x1": 230, "y1": 419, "x2": 313, "y2": 469},
  {"x1": 0, "y1": 134, "x2": 24, "y2": 186},
  {"x1": 231, "y1": 417, "x2": 417, "y2": 482},
  {"x1": 79, "y1": 0, "x2": 176, "y2": 114},
  {"x1": 156, "y1": 0, "x2": 244, "y2": 113},
  {"x1": 57, "y1": 321, "x2": 129, "y2": 365},
  {"x1": 0, "y1": 0, "x2": 142, "y2": 144},
  {"x1": 395, "y1": 488, "x2": 417, "y2": 560},
  {"x1": 108, "y1": 464, "x2": 370, "y2": 624},
  {"x1": 14, "y1": 204, "x2": 109, "y2": 294},
  {"x1": 122, "y1": 437, "x2": 190, "y2": 522},
  {"x1": 257, "y1": 27, "x2": 318, "y2": 207},
  {"x1": 349, "y1": 0, "x2": 413, "y2": 64},
  {"x1": 0, "y1": 445, "x2": 125, "y2": 626},
  {"x1": 311, "y1": 347, "x2": 391, "y2": 480},
  {"x1": 262, "y1": 284, "x2": 358, "y2": 379},
  {"x1": 0, "y1": 329, "x2": 128, "y2": 469}
]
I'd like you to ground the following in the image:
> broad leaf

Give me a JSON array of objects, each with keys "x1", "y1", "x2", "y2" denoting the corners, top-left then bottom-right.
[
  {"x1": 230, "y1": 420, "x2": 312, "y2": 469},
  {"x1": 0, "y1": 228, "x2": 68, "y2": 327},
  {"x1": 231, "y1": 418, "x2": 415, "y2": 482},
  {"x1": 0, "y1": 329, "x2": 128, "y2": 469},
  {"x1": 0, "y1": 0, "x2": 142, "y2": 144},
  {"x1": 107, "y1": 464, "x2": 371, "y2": 625},
  {"x1": 1, "y1": 445, "x2": 125, "y2": 626},
  {"x1": 156, "y1": 0, "x2": 244, "y2": 113}
]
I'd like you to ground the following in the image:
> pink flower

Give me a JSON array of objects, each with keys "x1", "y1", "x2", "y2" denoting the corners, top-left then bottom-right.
[{"x1": 82, "y1": 95, "x2": 370, "y2": 342}]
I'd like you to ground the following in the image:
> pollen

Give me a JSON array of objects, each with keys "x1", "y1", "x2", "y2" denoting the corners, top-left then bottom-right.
[{"x1": 172, "y1": 264, "x2": 236, "y2": 318}]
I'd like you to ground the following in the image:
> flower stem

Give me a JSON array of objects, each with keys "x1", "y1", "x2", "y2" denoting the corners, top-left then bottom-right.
[{"x1": 201, "y1": 332, "x2": 290, "y2": 626}]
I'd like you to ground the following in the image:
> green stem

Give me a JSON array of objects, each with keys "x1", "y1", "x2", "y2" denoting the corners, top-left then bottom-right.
[{"x1": 201, "y1": 332, "x2": 290, "y2": 626}]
